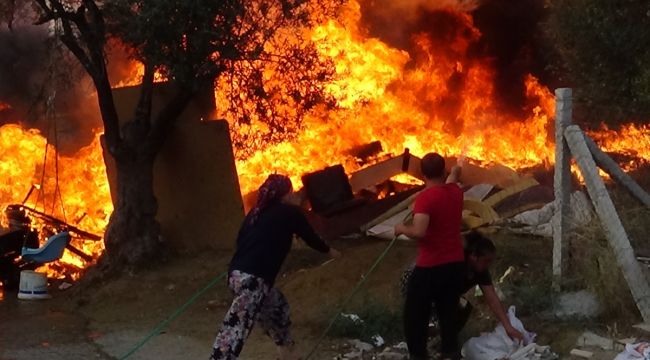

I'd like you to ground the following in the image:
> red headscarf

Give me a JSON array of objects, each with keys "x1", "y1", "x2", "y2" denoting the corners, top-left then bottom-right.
[{"x1": 249, "y1": 174, "x2": 293, "y2": 224}]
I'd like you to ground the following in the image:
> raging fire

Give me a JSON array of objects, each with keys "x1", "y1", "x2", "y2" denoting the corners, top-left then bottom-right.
[
  {"x1": 0, "y1": 0, "x2": 649, "y2": 281},
  {"x1": 230, "y1": 1, "x2": 648, "y2": 195},
  {"x1": 0, "y1": 124, "x2": 111, "y2": 279},
  {"x1": 588, "y1": 124, "x2": 650, "y2": 171},
  {"x1": 231, "y1": 1, "x2": 557, "y2": 195}
]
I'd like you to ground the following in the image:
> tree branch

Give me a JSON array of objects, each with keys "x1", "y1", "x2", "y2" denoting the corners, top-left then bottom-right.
[{"x1": 34, "y1": 0, "x2": 122, "y2": 155}]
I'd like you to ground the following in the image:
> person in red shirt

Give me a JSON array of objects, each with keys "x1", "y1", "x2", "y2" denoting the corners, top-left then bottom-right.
[
  {"x1": 395, "y1": 153, "x2": 523, "y2": 359},
  {"x1": 394, "y1": 152, "x2": 466, "y2": 360}
]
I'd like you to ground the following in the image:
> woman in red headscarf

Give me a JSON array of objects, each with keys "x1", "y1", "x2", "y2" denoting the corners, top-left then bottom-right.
[{"x1": 210, "y1": 174, "x2": 340, "y2": 360}]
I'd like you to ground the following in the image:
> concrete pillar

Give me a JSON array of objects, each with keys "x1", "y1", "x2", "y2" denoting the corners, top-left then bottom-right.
[{"x1": 553, "y1": 88, "x2": 572, "y2": 291}]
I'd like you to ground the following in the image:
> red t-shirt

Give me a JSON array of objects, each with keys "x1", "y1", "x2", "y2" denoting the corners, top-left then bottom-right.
[{"x1": 412, "y1": 183, "x2": 464, "y2": 267}]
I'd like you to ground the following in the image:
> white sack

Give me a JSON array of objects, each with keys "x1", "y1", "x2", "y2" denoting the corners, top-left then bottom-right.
[
  {"x1": 615, "y1": 343, "x2": 650, "y2": 360},
  {"x1": 462, "y1": 306, "x2": 537, "y2": 360}
]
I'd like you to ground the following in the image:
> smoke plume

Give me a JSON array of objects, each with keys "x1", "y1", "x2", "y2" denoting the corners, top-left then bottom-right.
[{"x1": 0, "y1": 23, "x2": 102, "y2": 154}]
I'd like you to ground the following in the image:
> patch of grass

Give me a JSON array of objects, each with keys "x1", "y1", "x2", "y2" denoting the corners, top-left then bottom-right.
[
  {"x1": 568, "y1": 218, "x2": 639, "y2": 322},
  {"x1": 507, "y1": 280, "x2": 554, "y2": 316},
  {"x1": 326, "y1": 299, "x2": 404, "y2": 345},
  {"x1": 610, "y1": 187, "x2": 650, "y2": 254},
  {"x1": 488, "y1": 231, "x2": 555, "y2": 316}
]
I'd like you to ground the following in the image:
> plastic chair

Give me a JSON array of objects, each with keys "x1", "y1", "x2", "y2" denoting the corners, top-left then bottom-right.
[{"x1": 21, "y1": 232, "x2": 71, "y2": 264}]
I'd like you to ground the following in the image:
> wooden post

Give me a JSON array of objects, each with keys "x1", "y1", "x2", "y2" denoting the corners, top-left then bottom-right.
[
  {"x1": 565, "y1": 125, "x2": 650, "y2": 322},
  {"x1": 553, "y1": 88, "x2": 572, "y2": 290},
  {"x1": 584, "y1": 136, "x2": 650, "y2": 209}
]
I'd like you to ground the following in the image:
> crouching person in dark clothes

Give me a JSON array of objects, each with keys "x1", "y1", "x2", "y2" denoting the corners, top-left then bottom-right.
[
  {"x1": 399, "y1": 232, "x2": 524, "y2": 355},
  {"x1": 210, "y1": 174, "x2": 341, "y2": 360}
]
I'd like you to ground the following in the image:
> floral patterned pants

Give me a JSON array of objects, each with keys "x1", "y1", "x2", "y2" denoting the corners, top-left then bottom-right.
[{"x1": 210, "y1": 270, "x2": 293, "y2": 360}]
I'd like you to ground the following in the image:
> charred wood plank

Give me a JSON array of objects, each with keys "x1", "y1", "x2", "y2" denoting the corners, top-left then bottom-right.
[
  {"x1": 349, "y1": 155, "x2": 405, "y2": 193},
  {"x1": 15, "y1": 205, "x2": 102, "y2": 241},
  {"x1": 65, "y1": 243, "x2": 94, "y2": 262},
  {"x1": 347, "y1": 141, "x2": 383, "y2": 163}
]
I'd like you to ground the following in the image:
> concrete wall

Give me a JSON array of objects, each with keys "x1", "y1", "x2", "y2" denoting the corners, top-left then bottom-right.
[{"x1": 105, "y1": 84, "x2": 244, "y2": 251}]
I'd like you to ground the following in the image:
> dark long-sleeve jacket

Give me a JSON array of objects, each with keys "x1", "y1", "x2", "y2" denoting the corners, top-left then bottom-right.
[{"x1": 228, "y1": 203, "x2": 330, "y2": 285}]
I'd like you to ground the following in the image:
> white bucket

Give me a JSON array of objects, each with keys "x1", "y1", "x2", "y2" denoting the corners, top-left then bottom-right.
[{"x1": 17, "y1": 270, "x2": 51, "y2": 300}]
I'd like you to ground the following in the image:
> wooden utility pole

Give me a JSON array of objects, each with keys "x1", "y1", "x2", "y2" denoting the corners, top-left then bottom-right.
[
  {"x1": 553, "y1": 88, "x2": 572, "y2": 290},
  {"x1": 564, "y1": 125, "x2": 650, "y2": 322}
]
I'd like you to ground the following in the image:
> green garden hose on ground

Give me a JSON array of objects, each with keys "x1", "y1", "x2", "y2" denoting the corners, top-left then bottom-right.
[{"x1": 118, "y1": 271, "x2": 228, "y2": 360}]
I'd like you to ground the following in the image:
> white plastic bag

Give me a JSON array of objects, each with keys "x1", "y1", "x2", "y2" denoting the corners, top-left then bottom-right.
[
  {"x1": 615, "y1": 343, "x2": 650, "y2": 360},
  {"x1": 462, "y1": 306, "x2": 536, "y2": 360}
]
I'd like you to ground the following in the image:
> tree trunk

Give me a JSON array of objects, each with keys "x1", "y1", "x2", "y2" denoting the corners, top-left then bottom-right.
[{"x1": 104, "y1": 151, "x2": 163, "y2": 267}]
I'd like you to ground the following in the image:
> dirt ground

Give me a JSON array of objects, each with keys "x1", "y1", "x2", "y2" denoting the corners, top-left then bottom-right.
[{"x1": 1, "y1": 232, "x2": 648, "y2": 359}]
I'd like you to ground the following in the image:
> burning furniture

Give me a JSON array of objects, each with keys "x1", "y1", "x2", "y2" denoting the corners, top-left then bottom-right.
[
  {"x1": 286, "y1": 146, "x2": 551, "y2": 240},
  {"x1": 0, "y1": 203, "x2": 102, "y2": 287},
  {"x1": 302, "y1": 165, "x2": 365, "y2": 216},
  {"x1": 21, "y1": 232, "x2": 71, "y2": 264}
]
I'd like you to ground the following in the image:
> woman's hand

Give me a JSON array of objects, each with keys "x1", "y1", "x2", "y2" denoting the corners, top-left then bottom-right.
[
  {"x1": 328, "y1": 248, "x2": 342, "y2": 259},
  {"x1": 504, "y1": 324, "x2": 524, "y2": 342}
]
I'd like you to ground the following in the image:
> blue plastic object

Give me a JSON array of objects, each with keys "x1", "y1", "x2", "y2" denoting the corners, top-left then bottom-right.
[{"x1": 21, "y1": 231, "x2": 71, "y2": 264}]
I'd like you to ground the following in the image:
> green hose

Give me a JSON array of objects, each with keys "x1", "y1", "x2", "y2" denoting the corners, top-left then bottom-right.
[
  {"x1": 118, "y1": 271, "x2": 227, "y2": 360},
  {"x1": 305, "y1": 235, "x2": 400, "y2": 359}
]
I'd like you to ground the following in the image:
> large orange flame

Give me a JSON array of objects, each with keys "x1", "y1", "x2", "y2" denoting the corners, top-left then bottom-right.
[
  {"x1": 231, "y1": 1, "x2": 558, "y2": 195},
  {"x1": 0, "y1": 0, "x2": 649, "y2": 282},
  {"x1": 588, "y1": 124, "x2": 650, "y2": 171},
  {"x1": 0, "y1": 124, "x2": 111, "y2": 279}
]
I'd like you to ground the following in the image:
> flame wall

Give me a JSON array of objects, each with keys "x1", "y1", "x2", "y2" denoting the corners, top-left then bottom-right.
[{"x1": 0, "y1": 0, "x2": 649, "y2": 279}]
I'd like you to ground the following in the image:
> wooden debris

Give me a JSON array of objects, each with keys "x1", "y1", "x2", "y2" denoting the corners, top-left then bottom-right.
[
  {"x1": 347, "y1": 141, "x2": 383, "y2": 162},
  {"x1": 360, "y1": 191, "x2": 419, "y2": 232},
  {"x1": 302, "y1": 165, "x2": 358, "y2": 215},
  {"x1": 615, "y1": 339, "x2": 635, "y2": 352},
  {"x1": 585, "y1": 135, "x2": 650, "y2": 209},
  {"x1": 633, "y1": 323, "x2": 650, "y2": 333},
  {"x1": 403, "y1": 154, "x2": 424, "y2": 180},
  {"x1": 498, "y1": 202, "x2": 548, "y2": 220},
  {"x1": 617, "y1": 338, "x2": 637, "y2": 346},
  {"x1": 577, "y1": 331, "x2": 615, "y2": 351},
  {"x1": 349, "y1": 155, "x2": 405, "y2": 193},
  {"x1": 65, "y1": 244, "x2": 94, "y2": 262},
  {"x1": 464, "y1": 184, "x2": 495, "y2": 201},
  {"x1": 570, "y1": 349, "x2": 593, "y2": 358},
  {"x1": 449, "y1": 160, "x2": 520, "y2": 188},
  {"x1": 493, "y1": 185, "x2": 554, "y2": 219},
  {"x1": 565, "y1": 125, "x2": 650, "y2": 322},
  {"x1": 18, "y1": 205, "x2": 102, "y2": 241},
  {"x1": 484, "y1": 177, "x2": 540, "y2": 208}
]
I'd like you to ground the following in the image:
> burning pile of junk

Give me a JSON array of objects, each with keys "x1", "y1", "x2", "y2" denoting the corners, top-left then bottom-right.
[
  {"x1": 0, "y1": 202, "x2": 101, "y2": 298},
  {"x1": 2, "y1": 0, "x2": 650, "y2": 358}
]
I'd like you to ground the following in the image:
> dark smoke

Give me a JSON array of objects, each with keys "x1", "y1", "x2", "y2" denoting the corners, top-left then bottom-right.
[
  {"x1": 359, "y1": 0, "x2": 480, "y2": 50},
  {"x1": 0, "y1": 23, "x2": 101, "y2": 154},
  {"x1": 360, "y1": 0, "x2": 547, "y2": 118},
  {"x1": 0, "y1": 26, "x2": 50, "y2": 123},
  {"x1": 470, "y1": 0, "x2": 547, "y2": 114}
]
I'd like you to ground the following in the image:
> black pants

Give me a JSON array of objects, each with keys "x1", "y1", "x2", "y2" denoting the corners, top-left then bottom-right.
[{"x1": 404, "y1": 262, "x2": 465, "y2": 360}]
